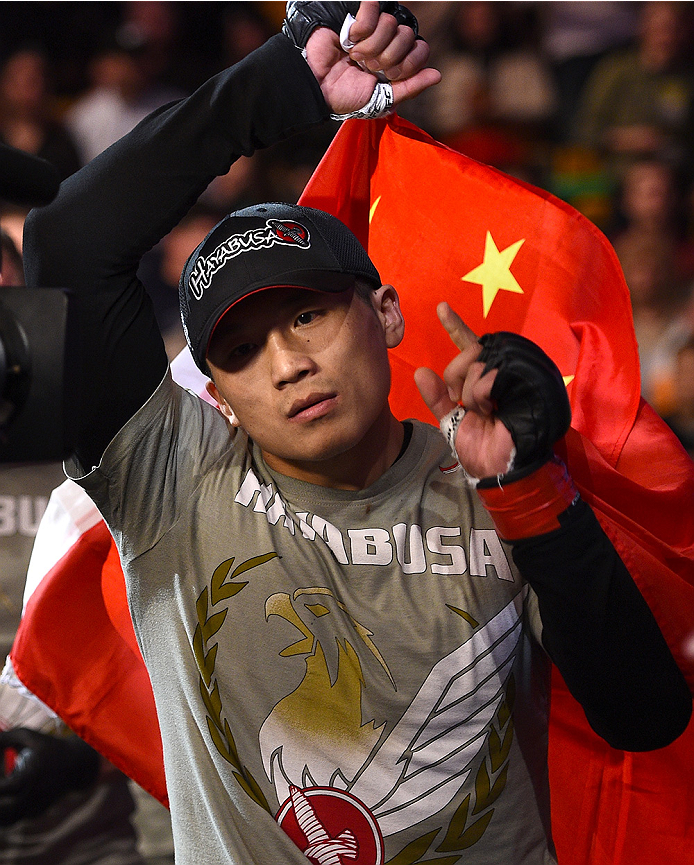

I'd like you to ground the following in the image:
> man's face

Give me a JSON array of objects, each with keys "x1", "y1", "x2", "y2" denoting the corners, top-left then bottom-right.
[{"x1": 206, "y1": 284, "x2": 404, "y2": 485}]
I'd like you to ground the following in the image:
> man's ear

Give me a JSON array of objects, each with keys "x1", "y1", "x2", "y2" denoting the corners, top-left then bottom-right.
[
  {"x1": 371, "y1": 284, "x2": 405, "y2": 348},
  {"x1": 205, "y1": 381, "x2": 240, "y2": 426}
]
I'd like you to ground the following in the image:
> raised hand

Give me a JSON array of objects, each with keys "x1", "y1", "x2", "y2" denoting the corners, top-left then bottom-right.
[
  {"x1": 414, "y1": 303, "x2": 516, "y2": 481},
  {"x1": 415, "y1": 302, "x2": 572, "y2": 485},
  {"x1": 284, "y1": 2, "x2": 440, "y2": 117}
]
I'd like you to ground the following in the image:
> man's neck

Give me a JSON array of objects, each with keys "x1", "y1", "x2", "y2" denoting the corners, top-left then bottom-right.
[{"x1": 261, "y1": 413, "x2": 406, "y2": 491}]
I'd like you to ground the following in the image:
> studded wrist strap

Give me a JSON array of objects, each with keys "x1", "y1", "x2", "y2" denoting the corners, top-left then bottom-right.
[{"x1": 476, "y1": 457, "x2": 579, "y2": 541}]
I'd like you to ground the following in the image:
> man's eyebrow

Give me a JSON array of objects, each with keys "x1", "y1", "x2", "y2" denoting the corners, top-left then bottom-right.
[
  {"x1": 213, "y1": 288, "x2": 327, "y2": 340},
  {"x1": 261, "y1": 287, "x2": 334, "y2": 318},
  {"x1": 275, "y1": 287, "x2": 327, "y2": 309}
]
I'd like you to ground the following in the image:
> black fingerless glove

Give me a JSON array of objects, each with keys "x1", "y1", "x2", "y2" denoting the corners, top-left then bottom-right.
[
  {"x1": 282, "y1": 1, "x2": 419, "y2": 50},
  {"x1": 471, "y1": 332, "x2": 577, "y2": 540},
  {"x1": 0, "y1": 729, "x2": 100, "y2": 825},
  {"x1": 476, "y1": 331, "x2": 571, "y2": 487}
]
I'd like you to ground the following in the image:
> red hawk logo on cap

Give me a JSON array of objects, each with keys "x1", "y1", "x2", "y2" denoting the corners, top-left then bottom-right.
[{"x1": 268, "y1": 219, "x2": 310, "y2": 247}]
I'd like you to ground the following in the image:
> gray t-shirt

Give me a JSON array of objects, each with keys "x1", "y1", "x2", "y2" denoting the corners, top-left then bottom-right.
[{"x1": 70, "y1": 372, "x2": 555, "y2": 865}]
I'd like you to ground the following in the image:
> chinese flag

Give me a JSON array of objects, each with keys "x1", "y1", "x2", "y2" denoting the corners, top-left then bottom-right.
[{"x1": 299, "y1": 114, "x2": 694, "y2": 865}]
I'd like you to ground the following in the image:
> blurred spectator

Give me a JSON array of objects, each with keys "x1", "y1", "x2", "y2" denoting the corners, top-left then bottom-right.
[
  {"x1": 0, "y1": 204, "x2": 28, "y2": 263},
  {"x1": 547, "y1": 143, "x2": 616, "y2": 231},
  {"x1": 381, "y1": 1, "x2": 456, "y2": 133},
  {"x1": 427, "y1": 1, "x2": 556, "y2": 177},
  {"x1": 137, "y1": 205, "x2": 221, "y2": 360},
  {"x1": 540, "y1": 2, "x2": 639, "y2": 142},
  {"x1": 573, "y1": 1, "x2": 694, "y2": 174},
  {"x1": 221, "y1": 2, "x2": 276, "y2": 66},
  {"x1": 65, "y1": 28, "x2": 184, "y2": 164},
  {"x1": 617, "y1": 157, "x2": 680, "y2": 234},
  {"x1": 662, "y1": 335, "x2": 694, "y2": 457},
  {"x1": 431, "y1": 2, "x2": 556, "y2": 135},
  {"x1": 0, "y1": 227, "x2": 23, "y2": 285},
  {"x1": 0, "y1": 46, "x2": 81, "y2": 179},
  {"x1": 611, "y1": 157, "x2": 694, "y2": 280},
  {"x1": 261, "y1": 125, "x2": 339, "y2": 204},
  {"x1": 118, "y1": 2, "x2": 181, "y2": 81},
  {"x1": 198, "y1": 154, "x2": 265, "y2": 215},
  {"x1": 0, "y1": 3, "x2": 121, "y2": 98},
  {"x1": 615, "y1": 230, "x2": 694, "y2": 415}
]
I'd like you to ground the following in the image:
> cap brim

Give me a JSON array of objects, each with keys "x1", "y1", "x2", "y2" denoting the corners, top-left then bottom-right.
[
  {"x1": 204, "y1": 272, "x2": 357, "y2": 368},
  {"x1": 0, "y1": 143, "x2": 60, "y2": 207}
]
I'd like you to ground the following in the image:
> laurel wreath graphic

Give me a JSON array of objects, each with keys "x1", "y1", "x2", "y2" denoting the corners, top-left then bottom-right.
[
  {"x1": 193, "y1": 553, "x2": 278, "y2": 812},
  {"x1": 385, "y1": 675, "x2": 516, "y2": 865}
]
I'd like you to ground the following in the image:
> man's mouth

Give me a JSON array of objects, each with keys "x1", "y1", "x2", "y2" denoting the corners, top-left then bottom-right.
[{"x1": 287, "y1": 393, "x2": 338, "y2": 421}]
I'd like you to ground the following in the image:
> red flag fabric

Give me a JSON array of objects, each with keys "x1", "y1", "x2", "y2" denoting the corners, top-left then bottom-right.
[
  {"x1": 10, "y1": 115, "x2": 694, "y2": 863},
  {"x1": 298, "y1": 114, "x2": 694, "y2": 865},
  {"x1": 11, "y1": 498, "x2": 168, "y2": 806},
  {"x1": 9, "y1": 350, "x2": 213, "y2": 807}
]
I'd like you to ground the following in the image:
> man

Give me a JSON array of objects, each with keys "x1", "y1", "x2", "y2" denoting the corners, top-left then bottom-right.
[{"x1": 23, "y1": 3, "x2": 691, "y2": 864}]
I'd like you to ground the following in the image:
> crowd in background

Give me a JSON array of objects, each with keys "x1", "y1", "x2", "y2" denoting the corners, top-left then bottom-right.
[{"x1": 1, "y1": 0, "x2": 694, "y2": 457}]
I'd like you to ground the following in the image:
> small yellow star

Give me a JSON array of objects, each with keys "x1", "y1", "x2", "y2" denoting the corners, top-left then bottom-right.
[
  {"x1": 369, "y1": 196, "x2": 381, "y2": 224},
  {"x1": 462, "y1": 231, "x2": 525, "y2": 317}
]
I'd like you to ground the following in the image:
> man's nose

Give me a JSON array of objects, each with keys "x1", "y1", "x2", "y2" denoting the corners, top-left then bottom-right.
[{"x1": 267, "y1": 331, "x2": 317, "y2": 387}]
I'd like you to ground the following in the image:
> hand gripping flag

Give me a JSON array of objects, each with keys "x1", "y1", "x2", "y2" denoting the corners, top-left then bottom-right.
[
  {"x1": 9, "y1": 115, "x2": 694, "y2": 863},
  {"x1": 298, "y1": 114, "x2": 694, "y2": 865}
]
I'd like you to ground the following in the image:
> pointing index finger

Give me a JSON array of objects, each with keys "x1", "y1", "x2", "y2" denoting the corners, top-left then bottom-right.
[{"x1": 437, "y1": 302, "x2": 479, "y2": 352}]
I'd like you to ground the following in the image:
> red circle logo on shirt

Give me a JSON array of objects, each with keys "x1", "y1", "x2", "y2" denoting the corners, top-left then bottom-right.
[{"x1": 276, "y1": 785, "x2": 384, "y2": 865}]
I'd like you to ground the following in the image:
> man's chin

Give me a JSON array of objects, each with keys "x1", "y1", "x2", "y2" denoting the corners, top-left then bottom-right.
[{"x1": 260, "y1": 436, "x2": 361, "y2": 473}]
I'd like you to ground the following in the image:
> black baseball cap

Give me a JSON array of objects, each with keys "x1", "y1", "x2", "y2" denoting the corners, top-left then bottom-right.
[{"x1": 179, "y1": 202, "x2": 381, "y2": 373}]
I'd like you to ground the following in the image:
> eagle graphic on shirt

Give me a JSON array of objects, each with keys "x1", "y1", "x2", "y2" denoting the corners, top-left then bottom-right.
[{"x1": 259, "y1": 587, "x2": 522, "y2": 861}]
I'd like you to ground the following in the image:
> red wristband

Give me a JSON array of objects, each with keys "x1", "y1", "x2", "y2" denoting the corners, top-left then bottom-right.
[{"x1": 476, "y1": 457, "x2": 579, "y2": 541}]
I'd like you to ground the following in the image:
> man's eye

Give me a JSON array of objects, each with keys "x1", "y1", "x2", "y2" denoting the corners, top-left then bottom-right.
[
  {"x1": 296, "y1": 311, "x2": 318, "y2": 326},
  {"x1": 230, "y1": 343, "x2": 256, "y2": 358}
]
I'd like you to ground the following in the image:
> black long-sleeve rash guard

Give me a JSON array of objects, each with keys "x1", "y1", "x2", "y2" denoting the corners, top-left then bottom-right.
[
  {"x1": 515, "y1": 499, "x2": 691, "y2": 750},
  {"x1": 24, "y1": 34, "x2": 330, "y2": 471},
  {"x1": 23, "y1": 32, "x2": 691, "y2": 752}
]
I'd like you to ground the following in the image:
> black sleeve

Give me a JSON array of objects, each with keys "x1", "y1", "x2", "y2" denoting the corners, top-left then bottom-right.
[
  {"x1": 512, "y1": 499, "x2": 692, "y2": 752},
  {"x1": 23, "y1": 33, "x2": 329, "y2": 471}
]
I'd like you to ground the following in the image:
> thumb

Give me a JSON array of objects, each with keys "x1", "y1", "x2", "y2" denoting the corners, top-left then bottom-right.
[
  {"x1": 390, "y1": 67, "x2": 441, "y2": 105},
  {"x1": 414, "y1": 367, "x2": 456, "y2": 422}
]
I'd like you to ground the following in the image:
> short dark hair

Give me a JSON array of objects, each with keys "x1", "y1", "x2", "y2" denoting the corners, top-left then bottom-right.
[{"x1": 354, "y1": 277, "x2": 380, "y2": 302}]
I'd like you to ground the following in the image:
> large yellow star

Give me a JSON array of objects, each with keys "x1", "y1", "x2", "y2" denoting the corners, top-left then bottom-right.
[{"x1": 462, "y1": 231, "x2": 525, "y2": 317}]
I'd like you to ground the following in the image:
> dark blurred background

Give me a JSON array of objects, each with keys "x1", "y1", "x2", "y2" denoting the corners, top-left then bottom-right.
[{"x1": 1, "y1": 1, "x2": 693, "y2": 453}]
